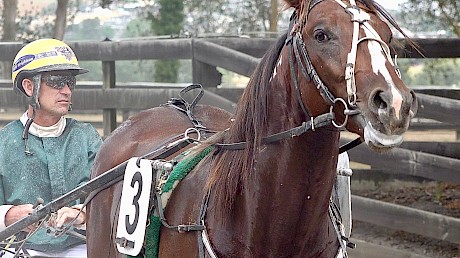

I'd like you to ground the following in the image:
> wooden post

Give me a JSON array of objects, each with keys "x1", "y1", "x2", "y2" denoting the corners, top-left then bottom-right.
[
  {"x1": 191, "y1": 39, "x2": 222, "y2": 88},
  {"x1": 102, "y1": 60, "x2": 116, "y2": 137},
  {"x1": 192, "y1": 59, "x2": 222, "y2": 88}
]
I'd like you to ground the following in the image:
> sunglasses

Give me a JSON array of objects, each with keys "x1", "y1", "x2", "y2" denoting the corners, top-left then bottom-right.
[{"x1": 41, "y1": 74, "x2": 77, "y2": 90}]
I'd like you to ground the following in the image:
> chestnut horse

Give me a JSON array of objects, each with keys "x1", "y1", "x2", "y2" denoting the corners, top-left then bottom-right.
[{"x1": 87, "y1": 0, "x2": 418, "y2": 257}]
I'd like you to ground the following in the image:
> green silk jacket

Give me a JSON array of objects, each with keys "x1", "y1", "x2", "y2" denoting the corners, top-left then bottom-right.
[{"x1": 0, "y1": 118, "x2": 102, "y2": 252}]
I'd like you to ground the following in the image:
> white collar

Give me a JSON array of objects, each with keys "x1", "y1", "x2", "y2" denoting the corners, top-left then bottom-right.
[{"x1": 20, "y1": 111, "x2": 67, "y2": 137}]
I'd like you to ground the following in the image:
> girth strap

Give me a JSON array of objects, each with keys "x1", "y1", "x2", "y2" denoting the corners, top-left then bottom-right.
[{"x1": 155, "y1": 189, "x2": 206, "y2": 233}]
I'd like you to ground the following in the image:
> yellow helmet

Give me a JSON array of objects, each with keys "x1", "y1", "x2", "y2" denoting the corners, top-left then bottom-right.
[{"x1": 11, "y1": 38, "x2": 88, "y2": 96}]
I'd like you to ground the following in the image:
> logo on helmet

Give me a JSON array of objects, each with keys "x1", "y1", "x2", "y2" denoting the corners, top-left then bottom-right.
[
  {"x1": 36, "y1": 51, "x2": 58, "y2": 59},
  {"x1": 12, "y1": 54, "x2": 35, "y2": 73},
  {"x1": 55, "y1": 46, "x2": 74, "y2": 61}
]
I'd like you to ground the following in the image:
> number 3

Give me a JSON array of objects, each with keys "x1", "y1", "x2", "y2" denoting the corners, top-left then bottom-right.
[{"x1": 125, "y1": 171, "x2": 142, "y2": 234}]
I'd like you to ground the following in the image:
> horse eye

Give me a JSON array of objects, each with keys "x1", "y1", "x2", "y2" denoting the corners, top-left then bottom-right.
[{"x1": 314, "y1": 30, "x2": 330, "y2": 42}]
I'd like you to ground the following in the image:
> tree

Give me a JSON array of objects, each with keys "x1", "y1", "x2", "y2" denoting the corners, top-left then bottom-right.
[
  {"x1": 401, "y1": 0, "x2": 459, "y2": 37},
  {"x1": 395, "y1": 0, "x2": 460, "y2": 87},
  {"x1": 269, "y1": 0, "x2": 279, "y2": 33},
  {"x1": 1, "y1": 1, "x2": 81, "y2": 41},
  {"x1": 54, "y1": 0, "x2": 69, "y2": 40},
  {"x1": 96, "y1": 0, "x2": 285, "y2": 83},
  {"x1": 65, "y1": 18, "x2": 114, "y2": 41},
  {"x1": 1, "y1": 0, "x2": 17, "y2": 78},
  {"x1": 408, "y1": 59, "x2": 460, "y2": 86},
  {"x1": 183, "y1": 0, "x2": 282, "y2": 36},
  {"x1": 147, "y1": 0, "x2": 184, "y2": 82},
  {"x1": 1, "y1": 0, "x2": 17, "y2": 41}
]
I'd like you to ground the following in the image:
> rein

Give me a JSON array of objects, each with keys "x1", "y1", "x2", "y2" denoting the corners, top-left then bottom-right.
[{"x1": 215, "y1": 113, "x2": 334, "y2": 150}]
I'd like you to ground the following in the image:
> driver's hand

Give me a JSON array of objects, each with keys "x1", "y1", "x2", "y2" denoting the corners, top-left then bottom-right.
[
  {"x1": 47, "y1": 207, "x2": 85, "y2": 229},
  {"x1": 5, "y1": 204, "x2": 36, "y2": 232}
]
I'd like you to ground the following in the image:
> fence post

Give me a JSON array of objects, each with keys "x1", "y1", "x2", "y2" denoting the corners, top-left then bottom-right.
[
  {"x1": 191, "y1": 39, "x2": 222, "y2": 88},
  {"x1": 102, "y1": 60, "x2": 116, "y2": 137}
]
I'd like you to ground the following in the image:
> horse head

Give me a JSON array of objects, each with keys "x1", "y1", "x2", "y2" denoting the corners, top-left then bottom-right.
[{"x1": 285, "y1": 0, "x2": 418, "y2": 152}]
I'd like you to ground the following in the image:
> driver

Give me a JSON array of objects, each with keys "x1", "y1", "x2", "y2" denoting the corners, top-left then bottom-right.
[{"x1": 0, "y1": 38, "x2": 102, "y2": 257}]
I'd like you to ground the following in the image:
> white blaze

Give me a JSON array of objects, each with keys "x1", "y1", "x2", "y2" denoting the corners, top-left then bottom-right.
[{"x1": 364, "y1": 28, "x2": 403, "y2": 119}]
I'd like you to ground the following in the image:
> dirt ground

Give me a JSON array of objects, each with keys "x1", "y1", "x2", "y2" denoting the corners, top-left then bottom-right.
[
  {"x1": 343, "y1": 128, "x2": 459, "y2": 257},
  {"x1": 351, "y1": 180, "x2": 460, "y2": 258}
]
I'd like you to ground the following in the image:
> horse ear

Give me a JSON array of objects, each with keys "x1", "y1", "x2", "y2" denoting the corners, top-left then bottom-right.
[{"x1": 284, "y1": 0, "x2": 301, "y2": 9}]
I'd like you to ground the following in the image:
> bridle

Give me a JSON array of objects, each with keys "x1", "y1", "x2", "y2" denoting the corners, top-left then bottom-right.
[
  {"x1": 218, "y1": 0, "x2": 403, "y2": 152},
  {"x1": 287, "y1": 0, "x2": 401, "y2": 128}
]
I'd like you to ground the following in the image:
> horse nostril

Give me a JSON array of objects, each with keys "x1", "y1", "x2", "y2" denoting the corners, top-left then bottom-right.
[{"x1": 372, "y1": 90, "x2": 387, "y2": 110}]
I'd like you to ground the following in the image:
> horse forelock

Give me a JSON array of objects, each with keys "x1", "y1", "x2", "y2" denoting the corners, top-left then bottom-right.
[{"x1": 204, "y1": 34, "x2": 288, "y2": 219}]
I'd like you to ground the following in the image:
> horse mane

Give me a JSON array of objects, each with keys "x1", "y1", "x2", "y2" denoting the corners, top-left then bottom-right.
[{"x1": 201, "y1": 33, "x2": 288, "y2": 217}]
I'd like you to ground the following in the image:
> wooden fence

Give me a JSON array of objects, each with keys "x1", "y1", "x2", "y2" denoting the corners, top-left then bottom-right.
[{"x1": 0, "y1": 37, "x2": 459, "y2": 256}]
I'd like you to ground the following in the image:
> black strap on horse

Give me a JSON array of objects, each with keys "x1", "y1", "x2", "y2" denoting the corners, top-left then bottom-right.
[
  {"x1": 79, "y1": 131, "x2": 200, "y2": 215},
  {"x1": 154, "y1": 190, "x2": 205, "y2": 233},
  {"x1": 285, "y1": 11, "x2": 336, "y2": 109},
  {"x1": 165, "y1": 84, "x2": 207, "y2": 131},
  {"x1": 215, "y1": 112, "x2": 334, "y2": 150},
  {"x1": 339, "y1": 137, "x2": 362, "y2": 153}
]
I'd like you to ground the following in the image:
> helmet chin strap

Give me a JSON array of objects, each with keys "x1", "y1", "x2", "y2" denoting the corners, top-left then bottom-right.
[
  {"x1": 22, "y1": 74, "x2": 42, "y2": 156},
  {"x1": 22, "y1": 108, "x2": 36, "y2": 156},
  {"x1": 30, "y1": 74, "x2": 42, "y2": 110}
]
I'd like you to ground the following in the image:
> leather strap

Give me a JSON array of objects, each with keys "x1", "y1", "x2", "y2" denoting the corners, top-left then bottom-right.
[
  {"x1": 215, "y1": 113, "x2": 334, "y2": 150},
  {"x1": 338, "y1": 137, "x2": 362, "y2": 154}
]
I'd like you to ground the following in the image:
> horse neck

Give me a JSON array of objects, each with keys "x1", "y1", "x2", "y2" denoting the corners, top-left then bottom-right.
[{"x1": 233, "y1": 77, "x2": 340, "y2": 255}]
